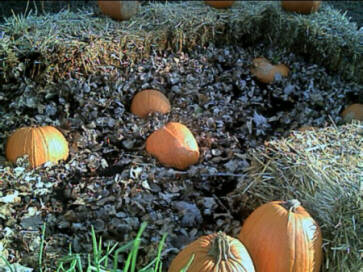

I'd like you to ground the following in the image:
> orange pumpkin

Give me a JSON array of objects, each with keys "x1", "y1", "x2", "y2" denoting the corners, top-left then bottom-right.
[
  {"x1": 131, "y1": 89, "x2": 171, "y2": 118},
  {"x1": 341, "y1": 104, "x2": 363, "y2": 122},
  {"x1": 5, "y1": 126, "x2": 69, "y2": 168},
  {"x1": 146, "y1": 122, "x2": 199, "y2": 170},
  {"x1": 97, "y1": 0, "x2": 139, "y2": 21},
  {"x1": 238, "y1": 199, "x2": 322, "y2": 272},
  {"x1": 205, "y1": 0, "x2": 235, "y2": 9},
  {"x1": 250, "y1": 58, "x2": 289, "y2": 84},
  {"x1": 281, "y1": 1, "x2": 321, "y2": 14},
  {"x1": 168, "y1": 232, "x2": 255, "y2": 272}
]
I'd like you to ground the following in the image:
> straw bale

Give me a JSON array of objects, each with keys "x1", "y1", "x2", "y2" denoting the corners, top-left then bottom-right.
[
  {"x1": 238, "y1": 122, "x2": 362, "y2": 271},
  {"x1": 0, "y1": 1, "x2": 361, "y2": 84}
]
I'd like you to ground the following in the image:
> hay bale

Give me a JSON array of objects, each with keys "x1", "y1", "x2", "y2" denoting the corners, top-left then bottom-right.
[
  {"x1": 0, "y1": 1, "x2": 361, "y2": 84},
  {"x1": 237, "y1": 122, "x2": 362, "y2": 271}
]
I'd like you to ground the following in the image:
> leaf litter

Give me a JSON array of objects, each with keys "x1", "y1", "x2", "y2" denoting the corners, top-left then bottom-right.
[{"x1": 0, "y1": 42, "x2": 362, "y2": 270}]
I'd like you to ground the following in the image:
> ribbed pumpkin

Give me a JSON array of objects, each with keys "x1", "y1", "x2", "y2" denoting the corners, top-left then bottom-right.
[
  {"x1": 205, "y1": 0, "x2": 235, "y2": 9},
  {"x1": 341, "y1": 104, "x2": 363, "y2": 122},
  {"x1": 250, "y1": 58, "x2": 289, "y2": 84},
  {"x1": 5, "y1": 126, "x2": 69, "y2": 168},
  {"x1": 97, "y1": 0, "x2": 139, "y2": 21},
  {"x1": 281, "y1": 1, "x2": 321, "y2": 14},
  {"x1": 168, "y1": 232, "x2": 255, "y2": 272},
  {"x1": 146, "y1": 122, "x2": 199, "y2": 170},
  {"x1": 131, "y1": 89, "x2": 171, "y2": 118},
  {"x1": 238, "y1": 200, "x2": 322, "y2": 272}
]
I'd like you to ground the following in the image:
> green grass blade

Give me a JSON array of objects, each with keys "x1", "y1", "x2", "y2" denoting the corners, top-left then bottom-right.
[
  {"x1": 154, "y1": 233, "x2": 167, "y2": 271},
  {"x1": 76, "y1": 254, "x2": 83, "y2": 272},
  {"x1": 56, "y1": 262, "x2": 65, "y2": 272},
  {"x1": 122, "y1": 222, "x2": 148, "y2": 272},
  {"x1": 0, "y1": 256, "x2": 14, "y2": 272},
  {"x1": 98, "y1": 242, "x2": 119, "y2": 265},
  {"x1": 179, "y1": 254, "x2": 195, "y2": 272},
  {"x1": 139, "y1": 232, "x2": 168, "y2": 272},
  {"x1": 112, "y1": 240, "x2": 134, "y2": 271},
  {"x1": 130, "y1": 222, "x2": 148, "y2": 272},
  {"x1": 68, "y1": 243, "x2": 73, "y2": 254},
  {"x1": 39, "y1": 223, "x2": 47, "y2": 272},
  {"x1": 87, "y1": 253, "x2": 92, "y2": 272},
  {"x1": 103, "y1": 243, "x2": 111, "y2": 267},
  {"x1": 98, "y1": 236, "x2": 103, "y2": 256},
  {"x1": 91, "y1": 226, "x2": 101, "y2": 272},
  {"x1": 122, "y1": 242, "x2": 135, "y2": 272},
  {"x1": 138, "y1": 258, "x2": 157, "y2": 272},
  {"x1": 56, "y1": 253, "x2": 83, "y2": 272},
  {"x1": 65, "y1": 258, "x2": 78, "y2": 271}
]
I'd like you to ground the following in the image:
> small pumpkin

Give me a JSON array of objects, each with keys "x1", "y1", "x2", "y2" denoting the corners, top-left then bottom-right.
[
  {"x1": 238, "y1": 199, "x2": 322, "y2": 272},
  {"x1": 205, "y1": 0, "x2": 235, "y2": 9},
  {"x1": 146, "y1": 122, "x2": 199, "y2": 170},
  {"x1": 131, "y1": 89, "x2": 171, "y2": 118},
  {"x1": 281, "y1": 1, "x2": 321, "y2": 14},
  {"x1": 97, "y1": 0, "x2": 139, "y2": 21},
  {"x1": 5, "y1": 126, "x2": 69, "y2": 168},
  {"x1": 341, "y1": 103, "x2": 363, "y2": 122},
  {"x1": 168, "y1": 232, "x2": 255, "y2": 272},
  {"x1": 250, "y1": 58, "x2": 289, "y2": 84}
]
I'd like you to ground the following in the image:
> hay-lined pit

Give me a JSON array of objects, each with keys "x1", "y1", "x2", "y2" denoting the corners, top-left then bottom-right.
[{"x1": 0, "y1": 1, "x2": 361, "y2": 271}]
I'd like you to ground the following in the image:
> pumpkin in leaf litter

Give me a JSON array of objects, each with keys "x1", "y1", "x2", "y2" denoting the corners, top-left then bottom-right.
[
  {"x1": 250, "y1": 58, "x2": 289, "y2": 84},
  {"x1": 168, "y1": 232, "x2": 255, "y2": 272},
  {"x1": 131, "y1": 89, "x2": 171, "y2": 118},
  {"x1": 146, "y1": 122, "x2": 199, "y2": 170},
  {"x1": 5, "y1": 126, "x2": 69, "y2": 168}
]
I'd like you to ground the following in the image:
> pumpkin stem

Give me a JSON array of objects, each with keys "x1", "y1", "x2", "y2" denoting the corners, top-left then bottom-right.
[
  {"x1": 208, "y1": 232, "x2": 238, "y2": 269},
  {"x1": 282, "y1": 199, "x2": 301, "y2": 212}
]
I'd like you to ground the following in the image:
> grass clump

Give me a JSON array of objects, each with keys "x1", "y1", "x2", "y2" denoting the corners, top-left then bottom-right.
[
  {"x1": 238, "y1": 122, "x2": 362, "y2": 271},
  {"x1": 1, "y1": 222, "x2": 167, "y2": 272}
]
